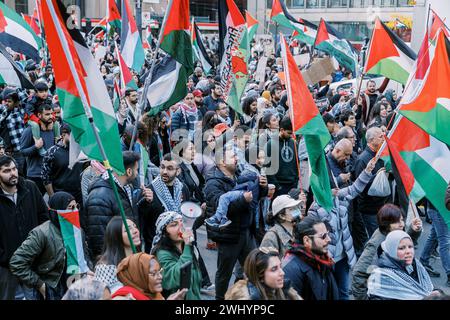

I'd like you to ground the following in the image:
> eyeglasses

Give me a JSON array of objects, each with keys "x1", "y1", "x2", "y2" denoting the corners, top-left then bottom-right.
[
  {"x1": 149, "y1": 268, "x2": 164, "y2": 278},
  {"x1": 309, "y1": 232, "x2": 330, "y2": 240}
]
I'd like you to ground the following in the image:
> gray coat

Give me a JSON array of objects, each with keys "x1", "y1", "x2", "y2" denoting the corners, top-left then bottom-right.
[
  {"x1": 308, "y1": 170, "x2": 372, "y2": 268},
  {"x1": 260, "y1": 223, "x2": 294, "y2": 259},
  {"x1": 351, "y1": 226, "x2": 422, "y2": 300}
]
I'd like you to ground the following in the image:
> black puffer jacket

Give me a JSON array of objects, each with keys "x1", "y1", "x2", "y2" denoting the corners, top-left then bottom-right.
[
  {"x1": 85, "y1": 177, "x2": 142, "y2": 258},
  {"x1": 0, "y1": 178, "x2": 48, "y2": 268},
  {"x1": 204, "y1": 168, "x2": 267, "y2": 244}
]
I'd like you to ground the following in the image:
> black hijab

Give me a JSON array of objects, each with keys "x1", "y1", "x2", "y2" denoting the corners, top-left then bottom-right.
[{"x1": 48, "y1": 192, "x2": 75, "y2": 229}]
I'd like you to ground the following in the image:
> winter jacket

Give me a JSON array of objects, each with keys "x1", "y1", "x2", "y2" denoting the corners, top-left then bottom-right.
[
  {"x1": 0, "y1": 178, "x2": 48, "y2": 268},
  {"x1": 352, "y1": 146, "x2": 389, "y2": 215},
  {"x1": 204, "y1": 168, "x2": 267, "y2": 243},
  {"x1": 178, "y1": 161, "x2": 205, "y2": 204},
  {"x1": 260, "y1": 224, "x2": 293, "y2": 260},
  {"x1": 265, "y1": 136, "x2": 298, "y2": 188},
  {"x1": 9, "y1": 220, "x2": 92, "y2": 290},
  {"x1": 170, "y1": 106, "x2": 200, "y2": 141},
  {"x1": 85, "y1": 177, "x2": 145, "y2": 258},
  {"x1": 308, "y1": 170, "x2": 372, "y2": 268},
  {"x1": 351, "y1": 226, "x2": 422, "y2": 300},
  {"x1": 20, "y1": 126, "x2": 56, "y2": 178},
  {"x1": 282, "y1": 251, "x2": 339, "y2": 300},
  {"x1": 155, "y1": 244, "x2": 202, "y2": 300},
  {"x1": 225, "y1": 279, "x2": 302, "y2": 300},
  {"x1": 326, "y1": 152, "x2": 349, "y2": 188}
]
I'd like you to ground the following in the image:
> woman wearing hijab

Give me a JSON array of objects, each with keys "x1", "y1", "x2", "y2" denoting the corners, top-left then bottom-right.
[
  {"x1": 10, "y1": 192, "x2": 92, "y2": 300},
  {"x1": 367, "y1": 230, "x2": 441, "y2": 300},
  {"x1": 151, "y1": 211, "x2": 203, "y2": 300},
  {"x1": 112, "y1": 252, "x2": 187, "y2": 300},
  {"x1": 171, "y1": 92, "x2": 201, "y2": 142}
]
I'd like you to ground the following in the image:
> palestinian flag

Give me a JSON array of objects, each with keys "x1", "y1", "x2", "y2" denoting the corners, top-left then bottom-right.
[
  {"x1": 120, "y1": 0, "x2": 145, "y2": 72},
  {"x1": 146, "y1": 25, "x2": 156, "y2": 50},
  {"x1": 271, "y1": 0, "x2": 317, "y2": 46},
  {"x1": 380, "y1": 115, "x2": 450, "y2": 228},
  {"x1": 112, "y1": 78, "x2": 120, "y2": 112},
  {"x1": 430, "y1": 10, "x2": 449, "y2": 41},
  {"x1": 94, "y1": 29, "x2": 105, "y2": 40},
  {"x1": 0, "y1": 1, "x2": 41, "y2": 62},
  {"x1": 280, "y1": 34, "x2": 333, "y2": 211},
  {"x1": 136, "y1": 140, "x2": 149, "y2": 185},
  {"x1": 22, "y1": 8, "x2": 41, "y2": 37},
  {"x1": 0, "y1": 42, "x2": 35, "y2": 89},
  {"x1": 314, "y1": 18, "x2": 358, "y2": 74},
  {"x1": 146, "y1": 55, "x2": 189, "y2": 116},
  {"x1": 386, "y1": 135, "x2": 417, "y2": 215},
  {"x1": 41, "y1": 0, "x2": 125, "y2": 174},
  {"x1": 146, "y1": 0, "x2": 192, "y2": 115},
  {"x1": 364, "y1": 18, "x2": 416, "y2": 85},
  {"x1": 115, "y1": 43, "x2": 138, "y2": 91},
  {"x1": 106, "y1": 0, "x2": 121, "y2": 32},
  {"x1": 191, "y1": 19, "x2": 213, "y2": 74},
  {"x1": 245, "y1": 10, "x2": 259, "y2": 45},
  {"x1": 398, "y1": 30, "x2": 450, "y2": 146},
  {"x1": 219, "y1": 0, "x2": 248, "y2": 114},
  {"x1": 57, "y1": 209, "x2": 89, "y2": 274}
]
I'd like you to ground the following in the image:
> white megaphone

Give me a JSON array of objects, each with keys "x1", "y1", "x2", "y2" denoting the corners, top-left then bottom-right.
[{"x1": 180, "y1": 201, "x2": 202, "y2": 242}]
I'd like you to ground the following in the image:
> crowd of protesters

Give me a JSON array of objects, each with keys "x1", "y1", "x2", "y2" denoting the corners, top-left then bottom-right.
[{"x1": 0, "y1": 31, "x2": 449, "y2": 301}]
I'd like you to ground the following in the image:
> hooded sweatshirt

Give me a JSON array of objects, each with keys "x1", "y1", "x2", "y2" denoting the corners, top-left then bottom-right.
[{"x1": 266, "y1": 136, "x2": 298, "y2": 186}]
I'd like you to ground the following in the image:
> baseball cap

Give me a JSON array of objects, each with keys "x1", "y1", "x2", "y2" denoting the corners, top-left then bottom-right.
[
  {"x1": 213, "y1": 123, "x2": 229, "y2": 138},
  {"x1": 192, "y1": 89, "x2": 203, "y2": 97},
  {"x1": 272, "y1": 195, "x2": 302, "y2": 216}
]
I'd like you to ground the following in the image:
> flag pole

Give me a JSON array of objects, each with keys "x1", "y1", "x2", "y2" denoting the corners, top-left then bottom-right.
[
  {"x1": 45, "y1": 1, "x2": 137, "y2": 253},
  {"x1": 129, "y1": 0, "x2": 175, "y2": 151}
]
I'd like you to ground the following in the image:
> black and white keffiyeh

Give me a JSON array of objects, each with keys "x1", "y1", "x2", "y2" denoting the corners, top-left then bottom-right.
[{"x1": 151, "y1": 175, "x2": 183, "y2": 213}]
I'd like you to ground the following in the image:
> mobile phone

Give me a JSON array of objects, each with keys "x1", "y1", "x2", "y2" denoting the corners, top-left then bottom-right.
[{"x1": 179, "y1": 261, "x2": 192, "y2": 290}]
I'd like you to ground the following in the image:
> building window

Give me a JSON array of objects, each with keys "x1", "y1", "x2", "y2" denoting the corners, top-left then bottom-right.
[
  {"x1": 328, "y1": 0, "x2": 348, "y2": 8},
  {"x1": 291, "y1": 0, "x2": 305, "y2": 7},
  {"x1": 306, "y1": 0, "x2": 327, "y2": 8},
  {"x1": 15, "y1": 0, "x2": 28, "y2": 14}
]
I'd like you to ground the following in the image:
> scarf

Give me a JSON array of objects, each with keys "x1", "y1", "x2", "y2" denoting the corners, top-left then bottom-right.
[
  {"x1": 367, "y1": 258, "x2": 434, "y2": 300},
  {"x1": 179, "y1": 103, "x2": 198, "y2": 116},
  {"x1": 116, "y1": 253, "x2": 164, "y2": 300},
  {"x1": 286, "y1": 243, "x2": 334, "y2": 273},
  {"x1": 0, "y1": 106, "x2": 24, "y2": 152},
  {"x1": 151, "y1": 175, "x2": 183, "y2": 212},
  {"x1": 151, "y1": 211, "x2": 183, "y2": 249}
]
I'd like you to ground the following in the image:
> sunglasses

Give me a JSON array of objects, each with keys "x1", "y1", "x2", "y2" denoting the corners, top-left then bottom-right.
[{"x1": 309, "y1": 232, "x2": 330, "y2": 240}]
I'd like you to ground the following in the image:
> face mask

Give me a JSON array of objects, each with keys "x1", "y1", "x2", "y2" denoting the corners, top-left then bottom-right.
[{"x1": 289, "y1": 208, "x2": 301, "y2": 220}]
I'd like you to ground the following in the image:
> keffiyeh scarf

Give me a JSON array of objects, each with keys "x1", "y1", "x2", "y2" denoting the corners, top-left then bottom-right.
[
  {"x1": 367, "y1": 259, "x2": 434, "y2": 300},
  {"x1": 151, "y1": 211, "x2": 182, "y2": 249},
  {"x1": 151, "y1": 175, "x2": 183, "y2": 213}
]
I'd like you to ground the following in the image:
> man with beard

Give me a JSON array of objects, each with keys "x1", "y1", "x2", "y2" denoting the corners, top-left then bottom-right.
[
  {"x1": 25, "y1": 82, "x2": 52, "y2": 124},
  {"x1": 0, "y1": 155, "x2": 48, "y2": 299},
  {"x1": 41, "y1": 124, "x2": 84, "y2": 203},
  {"x1": 266, "y1": 116, "x2": 299, "y2": 198},
  {"x1": 124, "y1": 88, "x2": 139, "y2": 125},
  {"x1": 204, "y1": 83, "x2": 224, "y2": 112},
  {"x1": 193, "y1": 89, "x2": 207, "y2": 119},
  {"x1": 361, "y1": 79, "x2": 389, "y2": 126},
  {"x1": 142, "y1": 153, "x2": 190, "y2": 252},
  {"x1": 282, "y1": 215, "x2": 339, "y2": 300},
  {"x1": 85, "y1": 151, "x2": 154, "y2": 259},
  {"x1": 20, "y1": 104, "x2": 57, "y2": 195}
]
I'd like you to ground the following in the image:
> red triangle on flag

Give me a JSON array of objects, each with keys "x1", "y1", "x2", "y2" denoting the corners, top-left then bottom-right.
[
  {"x1": 314, "y1": 19, "x2": 329, "y2": 46},
  {"x1": 365, "y1": 18, "x2": 400, "y2": 73},
  {"x1": 416, "y1": 30, "x2": 430, "y2": 80},
  {"x1": 271, "y1": 0, "x2": 283, "y2": 18},
  {"x1": 58, "y1": 210, "x2": 81, "y2": 229},
  {"x1": 245, "y1": 10, "x2": 258, "y2": 27},
  {"x1": 163, "y1": 0, "x2": 190, "y2": 38},
  {"x1": 386, "y1": 136, "x2": 415, "y2": 196},
  {"x1": 0, "y1": 8, "x2": 8, "y2": 33}
]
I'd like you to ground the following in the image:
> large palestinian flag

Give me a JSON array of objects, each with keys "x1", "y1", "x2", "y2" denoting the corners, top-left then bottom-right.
[
  {"x1": 120, "y1": 0, "x2": 145, "y2": 72},
  {"x1": 219, "y1": 0, "x2": 248, "y2": 114},
  {"x1": 314, "y1": 18, "x2": 358, "y2": 74},
  {"x1": 398, "y1": 30, "x2": 450, "y2": 146},
  {"x1": 380, "y1": 115, "x2": 450, "y2": 228},
  {"x1": 191, "y1": 19, "x2": 213, "y2": 74},
  {"x1": 41, "y1": 0, "x2": 125, "y2": 174},
  {"x1": 0, "y1": 1, "x2": 41, "y2": 62},
  {"x1": 280, "y1": 34, "x2": 333, "y2": 211},
  {"x1": 271, "y1": 0, "x2": 317, "y2": 46},
  {"x1": 0, "y1": 42, "x2": 34, "y2": 89},
  {"x1": 147, "y1": 0, "x2": 193, "y2": 116},
  {"x1": 364, "y1": 18, "x2": 416, "y2": 85},
  {"x1": 57, "y1": 209, "x2": 89, "y2": 275}
]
